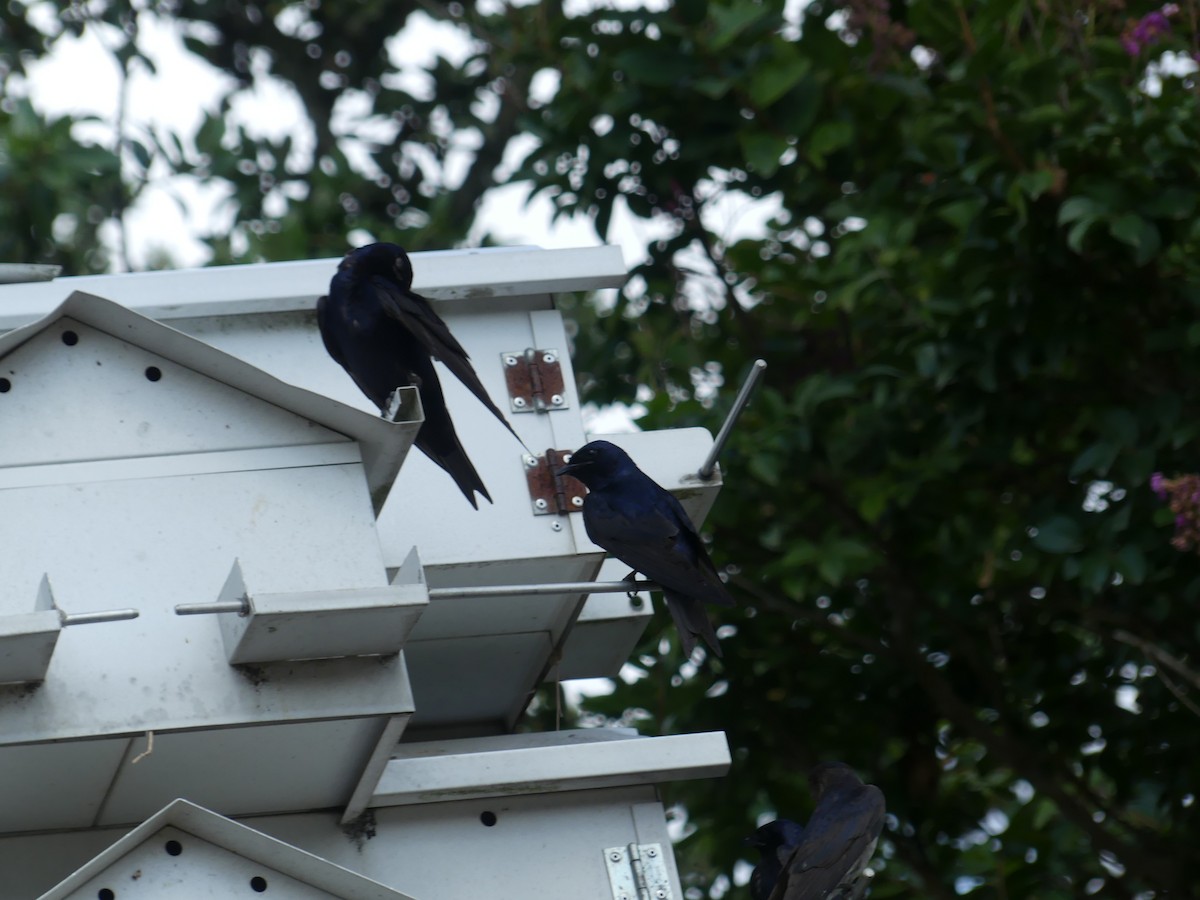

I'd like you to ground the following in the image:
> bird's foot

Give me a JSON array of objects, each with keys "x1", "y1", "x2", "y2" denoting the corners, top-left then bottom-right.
[{"x1": 624, "y1": 569, "x2": 640, "y2": 599}]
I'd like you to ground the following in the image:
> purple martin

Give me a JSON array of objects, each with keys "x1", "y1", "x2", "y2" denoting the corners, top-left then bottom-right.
[
  {"x1": 317, "y1": 242, "x2": 522, "y2": 508},
  {"x1": 747, "y1": 819, "x2": 805, "y2": 900},
  {"x1": 556, "y1": 440, "x2": 735, "y2": 657},
  {"x1": 748, "y1": 763, "x2": 886, "y2": 900}
]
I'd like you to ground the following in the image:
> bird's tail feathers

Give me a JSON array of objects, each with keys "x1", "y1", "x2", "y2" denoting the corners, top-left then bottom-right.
[
  {"x1": 664, "y1": 591, "x2": 723, "y2": 658},
  {"x1": 415, "y1": 432, "x2": 493, "y2": 509}
]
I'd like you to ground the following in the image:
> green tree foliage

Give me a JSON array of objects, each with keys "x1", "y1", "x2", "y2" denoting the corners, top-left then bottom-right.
[{"x1": 3, "y1": 0, "x2": 1200, "y2": 897}]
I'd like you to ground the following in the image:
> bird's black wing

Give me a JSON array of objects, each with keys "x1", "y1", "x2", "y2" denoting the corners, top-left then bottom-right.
[
  {"x1": 316, "y1": 295, "x2": 347, "y2": 367},
  {"x1": 771, "y1": 786, "x2": 885, "y2": 900},
  {"x1": 584, "y1": 492, "x2": 735, "y2": 610},
  {"x1": 370, "y1": 275, "x2": 524, "y2": 446},
  {"x1": 317, "y1": 293, "x2": 387, "y2": 412},
  {"x1": 661, "y1": 488, "x2": 735, "y2": 607}
]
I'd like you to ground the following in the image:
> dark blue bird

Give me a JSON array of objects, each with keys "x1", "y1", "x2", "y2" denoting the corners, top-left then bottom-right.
[
  {"x1": 747, "y1": 763, "x2": 885, "y2": 900},
  {"x1": 746, "y1": 819, "x2": 806, "y2": 900},
  {"x1": 317, "y1": 242, "x2": 522, "y2": 508},
  {"x1": 556, "y1": 440, "x2": 735, "y2": 657}
]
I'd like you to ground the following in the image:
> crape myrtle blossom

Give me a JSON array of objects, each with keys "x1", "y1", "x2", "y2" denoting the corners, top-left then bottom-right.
[{"x1": 1150, "y1": 472, "x2": 1200, "y2": 552}]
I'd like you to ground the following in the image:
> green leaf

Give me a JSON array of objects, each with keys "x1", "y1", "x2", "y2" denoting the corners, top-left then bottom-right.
[
  {"x1": 738, "y1": 131, "x2": 789, "y2": 177},
  {"x1": 1109, "y1": 213, "x2": 1161, "y2": 266},
  {"x1": 749, "y1": 52, "x2": 809, "y2": 108},
  {"x1": 1033, "y1": 516, "x2": 1084, "y2": 554},
  {"x1": 1116, "y1": 545, "x2": 1147, "y2": 585},
  {"x1": 807, "y1": 121, "x2": 853, "y2": 166},
  {"x1": 1058, "y1": 196, "x2": 1105, "y2": 225},
  {"x1": 709, "y1": 2, "x2": 771, "y2": 49},
  {"x1": 1015, "y1": 168, "x2": 1056, "y2": 200}
]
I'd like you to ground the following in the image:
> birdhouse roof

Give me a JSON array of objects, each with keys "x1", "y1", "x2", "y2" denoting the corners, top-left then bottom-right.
[
  {"x1": 38, "y1": 798, "x2": 416, "y2": 900},
  {"x1": 0, "y1": 291, "x2": 418, "y2": 509}
]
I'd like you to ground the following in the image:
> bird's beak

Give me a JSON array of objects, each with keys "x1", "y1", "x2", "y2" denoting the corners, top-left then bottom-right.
[{"x1": 555, "y1": 454, "x2": 582, "y2": 478}]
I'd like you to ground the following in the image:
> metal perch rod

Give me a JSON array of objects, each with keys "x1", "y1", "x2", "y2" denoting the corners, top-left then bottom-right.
[
  {"x1": 60, "y1": 609, "x2": 140, "y2": 626},
  {"x1": 173, "y1": 580, "x2": 662, "y2": 615},
  {"x1": 698, "y1": 358, "x2": 767, "y2": 480}
]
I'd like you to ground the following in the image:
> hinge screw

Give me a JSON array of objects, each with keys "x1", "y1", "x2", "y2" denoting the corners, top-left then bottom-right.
[
  {"x1": 610, "y1": 851, "x2": 623, "y2": 862},
  {"x1": 534, "y1": 498, "x2": 548, "y2": 511},
  {"x1": 504, "y1": 355, "x2": 518, "y2": 366},
  {"x1": 551, "y1": 521, "x2": 563, "y2": 531},
  {"x1": 647, "y1": 848, "x2": 657, "y2": 858},
  {"x1": 571, "y1": 496, "x2": 584, "y2": 507},
  {"x1": 543, "y1": 352, "x2": 557, "y2": 364},
  {"x1": 524, "y1": 455, "x2": 539, "y2": 468},
  {"x1": 513, "y1": 397, "x2": 527, "y2": 408},
  {"x1": 550, "y1": 394, "x2": 564, "y2": 406}
]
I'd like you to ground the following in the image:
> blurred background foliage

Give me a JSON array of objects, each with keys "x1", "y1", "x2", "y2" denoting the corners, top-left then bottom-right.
[{"x1": 3, "y1": 0, "x2": 1200, "y2": 896}]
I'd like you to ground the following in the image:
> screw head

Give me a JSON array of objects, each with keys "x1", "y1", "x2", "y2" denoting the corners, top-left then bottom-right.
[
  {"x1": 647, "y1": 848, "x2": 657, "y2": 858},
  {"x1": 543, "y1": 352, "x2": 556, "y2": 364},
  {"x1": 656, "y1": 891, "x2": 666, "y2": 899},
  {"x1": 513, "y1": 397, "x2": 527, "y2": 408},
  {"x1": 610, "y1": 851, "x2": 623, "y2": 862},
  {"x1": 504, "y1": 355, "x2": 518, "y2": 366},
  {"x1": 524, "y1": 455, "x2": 539, "y2": 468},
  {"x1": 534, "y1": 498, "x2": 548, "y2": 510},
  {"x1": 551, "y1": 394, "x2": 564, "y2": 405},
  {"x1": 571, "y1": 495, "x2": 584, "y2": 507},
  {"x1": 551, "y1": 521, "x2": 563, "y2": 531}
]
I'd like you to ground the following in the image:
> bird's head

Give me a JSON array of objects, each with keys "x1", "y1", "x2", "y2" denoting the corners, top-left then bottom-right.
[
  {"x1": 555, "y1": 440, "x2": 632, "y2": 488},
  {"x1": 339, "y1": 242, "x2": 414, "y2": 291},
  {"x1": 808, "y1": 761, "x2": 863, "y2": 798},
  {"x1": 744, "y1": 819, "x2": 805, "y2": 855}
]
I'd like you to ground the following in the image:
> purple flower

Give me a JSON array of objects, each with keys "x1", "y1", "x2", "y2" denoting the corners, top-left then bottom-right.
[
  {"x1": 1150, "y1": 472, "x2": 1167, "y2": 498},
  {"x1": 1121, "y1": 5, "x2": 1178, "y2": 56},
  {"x1": 1177, "y1": 513, "x2": 1189, "y2": 528}
]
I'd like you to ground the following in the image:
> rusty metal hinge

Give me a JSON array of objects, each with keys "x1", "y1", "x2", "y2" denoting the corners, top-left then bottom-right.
[
  {"x1": 523, "y1": 448, "x2": 586, "y2": 515},
  {"x1": 502, "y1": 348, "x2": 569, "y2": 413}
]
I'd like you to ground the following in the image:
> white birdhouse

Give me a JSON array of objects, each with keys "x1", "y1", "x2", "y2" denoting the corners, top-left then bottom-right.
[{"x1": 0, "y1": 247, "x2": 733, "y2": 900}]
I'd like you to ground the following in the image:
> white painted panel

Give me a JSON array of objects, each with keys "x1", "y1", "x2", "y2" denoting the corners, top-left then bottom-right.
[
  {"x1": 42, "y1": 801, "x2": 415, "y2": 900},
  {"x1": 0, "y1": 465, "x2": 405, "y2": 743},
  {"x1": 372, "y1": 731, "x2": 731, "y2": 807},
  {"x1": 0, "y1": 319, "x2": 347, "y2": 468},
  {"x1": 0, "y1": 610, "x2": 60, "y2": 684},
  {"x1": 0, "y1": 245, "x2": 627, "y2": 328},
  {"x1": 97, "y1": 718, "x2": 388, "y2": 826},
  {"x1": 403, "y1": 632, "x2": 553, "y2": 731},
  {"x1": 59, "y1": 826, "x2": 354, "y2": 899},
  {"x1": 252, "y1": 787, "x2": 673, "y2": 900},
  {"x1": 0, "y1": 738, "x2": 130, "y2": 833}
]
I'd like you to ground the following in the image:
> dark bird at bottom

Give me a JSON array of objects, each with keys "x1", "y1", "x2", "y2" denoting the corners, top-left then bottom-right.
[
  {"x1": 556, "y1": 440, "x2": 735, "y2": 657},
  {"x1": 747, "y1": 763, "x2": 886, "y2": 900},
  {"x1": 317, "y1": 242, "x2": 523, "y2": 508}
]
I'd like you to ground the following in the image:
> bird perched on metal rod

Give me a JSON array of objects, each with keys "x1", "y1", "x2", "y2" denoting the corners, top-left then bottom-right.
[
  {"x1": 317, "y1": 242, "x2": 524, "y2": 508},
  {"x1": 747, "y1": 763, "x2": 886, "y2": 900},
  {"x1": 557, "y1": 439, "x2": 735, "y2": 657}
]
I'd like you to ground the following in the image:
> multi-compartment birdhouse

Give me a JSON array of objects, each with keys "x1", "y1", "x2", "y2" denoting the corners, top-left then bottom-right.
[{"x1": 0, "y1": 247, "x2": 731, "y2": 900}]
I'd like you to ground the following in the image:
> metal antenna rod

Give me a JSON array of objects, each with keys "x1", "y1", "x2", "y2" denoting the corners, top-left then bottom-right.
[{"x1": 698, "y1": 358, "x2": 767, "y2": 480}]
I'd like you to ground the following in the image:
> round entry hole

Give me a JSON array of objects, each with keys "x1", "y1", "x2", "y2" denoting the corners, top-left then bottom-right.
[
  {"x1": 165, "y1": 839, "x2": 182, "y2": 856},
  {"x1": 480, "y1": 810, "x2": 497, "y2": 827},
  {"x1": 0, "y1": 378, "x2": 10, "y2": 393},
  {"x1": 98, "y1": 890, "x2": 115, "y2": 900},
  {"x1": 250, "y1": 875, "x2": 268, "y2": 892},
  {"x1": 62, "y1": 330, "x2": 79, "y2": 346},
  {"x1": 145, "y1": 366, "x2": 162, "y2": 382}
]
